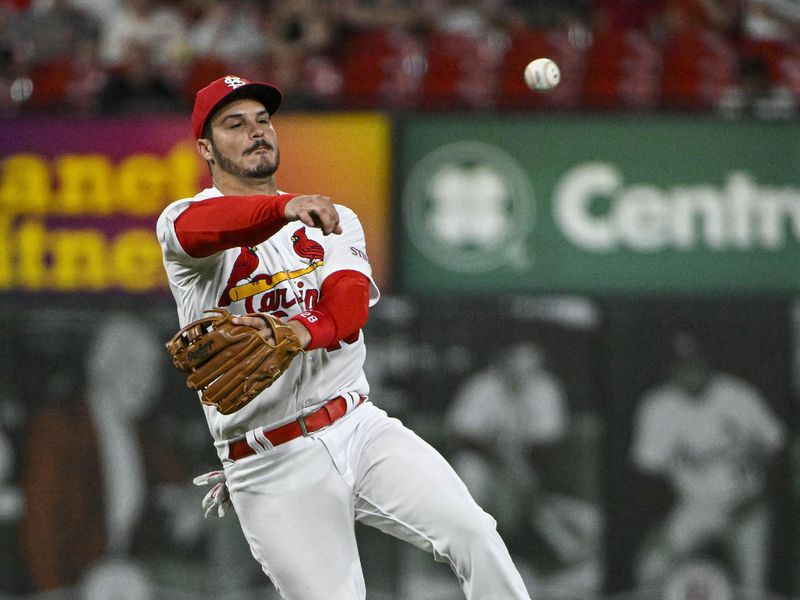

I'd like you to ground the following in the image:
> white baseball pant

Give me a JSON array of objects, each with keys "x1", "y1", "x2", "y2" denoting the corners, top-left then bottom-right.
[{"x1": 223, "y1": 402, "x2": 531, "y2": 600}]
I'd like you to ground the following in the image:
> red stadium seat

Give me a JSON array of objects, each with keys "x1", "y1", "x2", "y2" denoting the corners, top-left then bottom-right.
[
  {"x1": 420, "y1": 31, "x2": 507, "y2": 110},
  {"x1": 183, "y1": 57, "x2": 231, "y2": 102},
  {"x1": 741, "y1": 38, "x2": 800, "y2": 98},
  {"x1": 339, "y1": 27, "x2": 426, "y2": 109},
  {"x1": 661, "y1": 28, "x2": 738, "y2": 109},
  {"x1": 28, "y1": 59, "x2": 73, "y2": 108},
  {"x1": 499, "y1": 28, "x2": 586, "y2": 110},
  {"x1": 583, "y1": 28, "x2": 662, "y2": 110}
]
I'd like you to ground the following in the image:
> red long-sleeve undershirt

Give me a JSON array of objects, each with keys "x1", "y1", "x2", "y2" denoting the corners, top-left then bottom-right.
[
  {"x1": 173, "y1": 194, "x2": 369, "y2": 349},
  {"x1": 291, "y1": 270, "x2": 370, "y2": 350},
  {"x1": 174, "y1": 194, "x2": 296, "y2": 258}
]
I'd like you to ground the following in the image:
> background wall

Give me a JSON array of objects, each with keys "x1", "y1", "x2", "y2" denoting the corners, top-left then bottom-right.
[{"x1": 0, "y1": 112, "x2": 797, "y2": 600}]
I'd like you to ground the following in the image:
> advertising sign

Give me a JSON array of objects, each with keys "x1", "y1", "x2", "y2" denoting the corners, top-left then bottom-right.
[
  {"x1": 0, "y1": 113, "x2": 391, "y2": 295},
  {"x1": 398, "y1": 117, "x2": 800, "y2": 293}
]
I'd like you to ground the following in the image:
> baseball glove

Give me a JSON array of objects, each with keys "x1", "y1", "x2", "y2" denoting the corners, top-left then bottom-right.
[{"x1": 166, "y1": 308, "x2": 303, "y2": 415}]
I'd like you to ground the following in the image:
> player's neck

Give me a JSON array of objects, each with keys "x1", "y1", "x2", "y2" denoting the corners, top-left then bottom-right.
[{"x1": 212, "y1": 171, "x2": 278, "y2": 196}]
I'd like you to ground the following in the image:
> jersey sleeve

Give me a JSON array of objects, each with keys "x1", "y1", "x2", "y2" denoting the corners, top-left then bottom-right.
[
  {"x1": 174, "y1": 194, "x2": 294, "y2": 257},
  {"x1": 320, "y1": 205, "x2": 380, "y2": 306},
  {"x1": 630, "y1": 391, "x2": 675, "y2": 474},
  {"x1": 157, "y1": 197, "x2": 229, "y2": 296},
  {"x1": 729, "y1": 377, "x2": 786, "y2": 454},
  {"x1": 157, "y1": 194, "x2": 293, "y2": 260},
  {"x1": 157, "y1": 198, "x2": 219, "y2": 269}
]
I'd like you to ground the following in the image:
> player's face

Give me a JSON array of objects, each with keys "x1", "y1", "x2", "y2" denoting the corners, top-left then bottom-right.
[
  {"x1": 673, "y1": 360, "x2": 712, "y2": 396},
  {"x1": 205, "y1": 98, "x2": 280, "y2": 180}
]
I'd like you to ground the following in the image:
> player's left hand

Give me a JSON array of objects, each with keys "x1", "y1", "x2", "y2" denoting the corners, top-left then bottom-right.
[
  {"x1": 231, "y1": 314, "x2": 277, "y2": 343},
  {"x1": 167, "y1": 308, "x2": 305, "y2": 414},
  {"x1": 193, "y1": 470, "x2": 231, "y2": 519}
]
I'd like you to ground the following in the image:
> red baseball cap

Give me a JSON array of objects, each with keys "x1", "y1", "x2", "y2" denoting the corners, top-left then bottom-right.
[{"x1": 191, "y1": 75, "x2": 282, "y2": 139}]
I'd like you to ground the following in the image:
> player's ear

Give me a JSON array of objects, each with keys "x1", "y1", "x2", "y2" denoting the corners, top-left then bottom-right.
[{"x1": 197, "y1": 138, "x2": 213, "y2": 162}]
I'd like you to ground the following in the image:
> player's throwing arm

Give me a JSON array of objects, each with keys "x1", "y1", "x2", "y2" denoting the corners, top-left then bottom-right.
[{"x1": 284, "y1": 194, "x2": 342, "y2": 236}]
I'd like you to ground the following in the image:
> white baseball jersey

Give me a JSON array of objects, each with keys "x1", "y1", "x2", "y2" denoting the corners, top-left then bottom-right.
[
  {"x1": 446, "y1": 368, "x2": 567, "y2": 446},
  {"x1": 156, "y1": 187, "x2": 531, "y2": 600},
  {"x1": 156, "y1": 187, "x2": 380, "y2": 453},
  {"x1": 631, "y1": 373, "x2": 784, "y2": 504}
]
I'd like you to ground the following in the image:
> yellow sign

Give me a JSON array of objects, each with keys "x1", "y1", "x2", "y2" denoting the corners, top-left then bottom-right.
[{"x1": 0, "y1": 113, "x2": 391, "y2": 294}]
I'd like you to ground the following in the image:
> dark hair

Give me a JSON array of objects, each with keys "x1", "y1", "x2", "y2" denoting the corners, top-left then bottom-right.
[{"x1": 201, "y1": 119, "x2": 214, "y2": 141}]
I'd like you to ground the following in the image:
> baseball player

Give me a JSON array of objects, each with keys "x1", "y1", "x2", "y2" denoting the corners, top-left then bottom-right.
[
  {"x1": 630, "y1": 332, "x2": 785, "y2": 589},
  {"x1": 156, "y1": 75, "x2": 530, "y2": 600}
]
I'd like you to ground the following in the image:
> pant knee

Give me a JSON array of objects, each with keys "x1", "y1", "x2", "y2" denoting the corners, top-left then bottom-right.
[{"x1": 444, "y1": 508, "x2": 501, "y2": 554}]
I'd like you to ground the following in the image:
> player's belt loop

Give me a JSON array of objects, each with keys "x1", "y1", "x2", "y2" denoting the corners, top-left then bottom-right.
[
  {"x1": 227, "y1": 394, "x2": 366, "y2": 460},
  {"x1": 297, "y1": 414, "x2": 310, "y2": 436},
  {"x1": 245, "y1": 430, "x2": 268, "y2": 455},
  {"x1": 346, "y1": 391, "x2": 363, "y2": 411}
]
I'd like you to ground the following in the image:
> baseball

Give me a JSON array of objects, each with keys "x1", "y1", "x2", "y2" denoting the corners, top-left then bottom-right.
[{"x1": 524, "y1": 58, "x2": 560, "y2": 92}]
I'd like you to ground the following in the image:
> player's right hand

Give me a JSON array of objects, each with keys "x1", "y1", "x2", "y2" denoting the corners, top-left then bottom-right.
[{"x1": 284, "y1": 194, "x2": 342, "y2": 235}]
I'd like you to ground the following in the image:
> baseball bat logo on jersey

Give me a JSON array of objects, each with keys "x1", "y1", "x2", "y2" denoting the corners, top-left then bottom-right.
[
  {"x1": 219, "y1": 246, "x2": 260, "y2": 305},
  {"x1": 219, "y1": 229, "x2": 325, "y2": 307},
  {"x1": 217, "y1": 227, "x2": 325, "y2": 312}
]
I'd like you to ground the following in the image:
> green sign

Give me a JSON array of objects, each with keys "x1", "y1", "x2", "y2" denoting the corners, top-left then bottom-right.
[{"x1": 397, "y1": 116, "x2": 800, "y2": 293}]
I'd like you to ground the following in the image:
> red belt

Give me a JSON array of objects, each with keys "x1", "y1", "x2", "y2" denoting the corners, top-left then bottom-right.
[{"x1": 228, "y1": 395, "x2": 364, "y2": 461}]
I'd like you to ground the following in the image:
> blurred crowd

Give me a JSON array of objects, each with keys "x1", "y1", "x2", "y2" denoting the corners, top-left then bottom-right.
[{"x1": 0, "y1": 0, "x2": 799, "y2": 118}]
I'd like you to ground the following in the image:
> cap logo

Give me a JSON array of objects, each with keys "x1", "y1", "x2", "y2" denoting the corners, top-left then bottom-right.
[{"x1": 223, "y1": 76, "x2": 248, "y2": 89}]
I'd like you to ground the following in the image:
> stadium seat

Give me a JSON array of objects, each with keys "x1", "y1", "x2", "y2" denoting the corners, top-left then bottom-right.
[
  {"x1": 741, "y1": 38, "x2": 800, "y2": 99},
  {"x1": 28, "y1": 59, "x2": 73, "y2": 108},
  {"x1": 339, "y1": 27, "x2": 426, "y2": 109},
  {"x1": 498, "y1": 28, "x2": 586, "y2": 110},
  {"x1": 420, "y1": 31, "x2": 507, "y2": 110},
  {"x1": 661, "y1": 28, "x2": 738, "y2": 109},
  {"x1": 583, "y1": 28, "x2": 662, "y2": 110},
  {"x1": 183, "y1": 56, "x2": 231, "y2": 102}
]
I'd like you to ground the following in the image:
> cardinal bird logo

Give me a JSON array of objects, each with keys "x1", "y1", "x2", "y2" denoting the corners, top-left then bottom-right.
[
  {"x1": 218, "y1": 246, "x2": 260, "y2": 306},
  {"x1": 291, "y1": 227, "x2": 324, "y2": 263}
]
